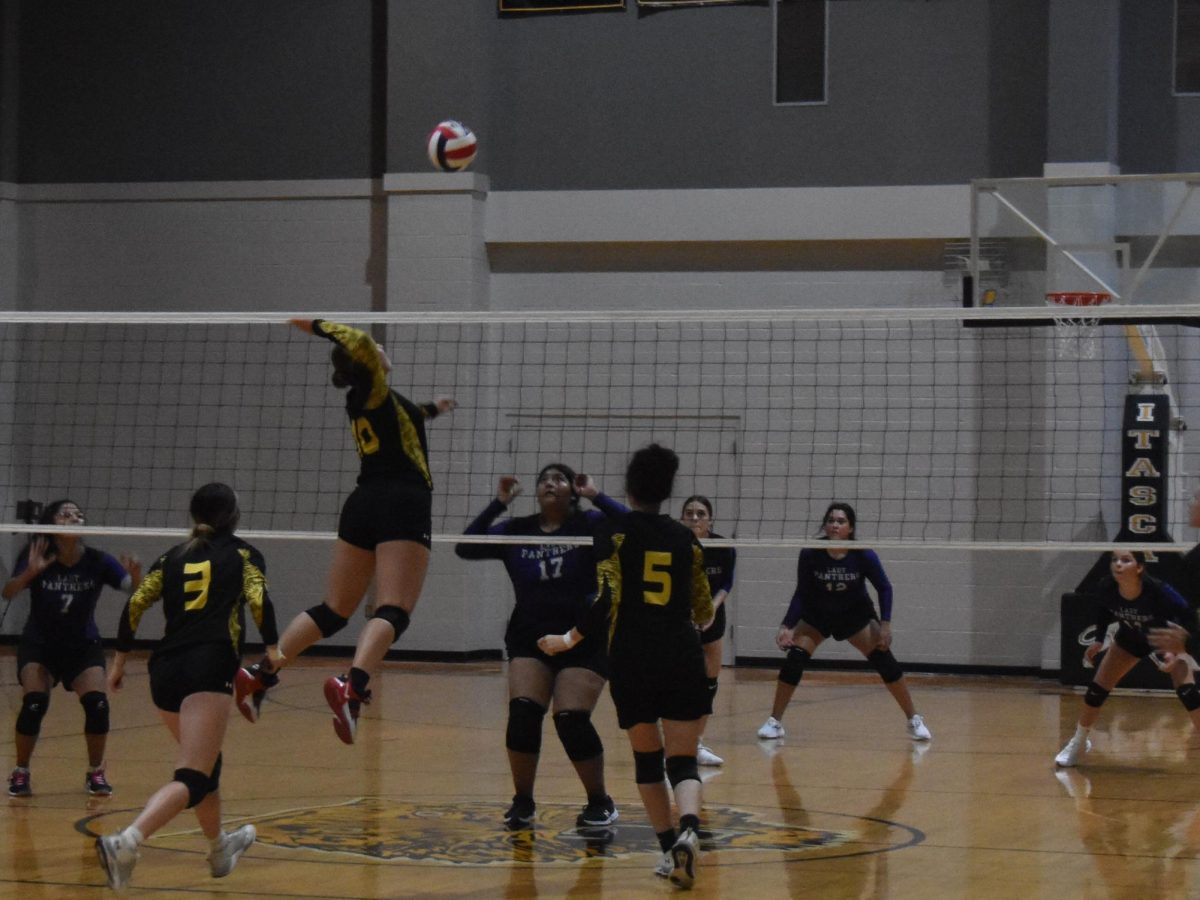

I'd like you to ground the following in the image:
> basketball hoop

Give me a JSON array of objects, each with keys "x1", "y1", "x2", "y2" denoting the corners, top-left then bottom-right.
[{"x1": 1046, "y1": 292, "x2": 1111, "y2": 360}]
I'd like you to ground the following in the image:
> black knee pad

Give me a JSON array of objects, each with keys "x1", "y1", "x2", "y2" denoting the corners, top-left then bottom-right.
[
  {"x1": 80, "y1": 691, "x2": 110, "y2": 735},
  {"x1": 1084, "y1": 683, "x2": 1110, "y2": 708},
  {"x1": 665, "y1": 755, "x2": 700, "y2": 789},
  {"x1": 867, "y1": 648, "x2": 904, "y2": 684},
  {"x1": 305, "y1": 603, "x2": 349, "y2": 638},
  {"x1": 1177, "y1": 683, "x2": 1200, "y2": 712},
  {"x1": 634, "y1": 749, "x2": 665, "y2": 784},
  {"x1": 15, "y1": 692, "x2": 50, "y2": 737},
  {"x1": 207, "y1": 753, "x2": 223, "y2": 796},
  {"x1": 174, "y1": 767, "x2": 210, "y2": 808},
  {"x1": 779, "y1": 648, "x2": 810, "y2": 686},
  {"x1": 552, "y1": 710, "x2": 604, "y2": 762},
  {"x1": 371, "y1": 606, "x2": 410, "y2": 644},
  {"x1": 505, "y1": 697, "x2": 546, "y2": 755}
]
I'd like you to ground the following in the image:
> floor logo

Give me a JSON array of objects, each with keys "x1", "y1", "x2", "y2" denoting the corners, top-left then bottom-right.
[{"x1": 229, "y1": 797, "x2": 921, "y2": 865}]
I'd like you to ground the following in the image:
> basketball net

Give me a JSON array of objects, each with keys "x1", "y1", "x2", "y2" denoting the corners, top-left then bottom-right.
[{"x1": 1046, "y1": 292, "x2": 1111, "y2": 360}]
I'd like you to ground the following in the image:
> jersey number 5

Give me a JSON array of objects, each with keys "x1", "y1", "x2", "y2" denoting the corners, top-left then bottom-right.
[
  {"x1": 183, "y1": 561, "x2": 212, "y2": 611},
  {"x1": 643, "y1": 552, "x2": 672, "y2": 606}
]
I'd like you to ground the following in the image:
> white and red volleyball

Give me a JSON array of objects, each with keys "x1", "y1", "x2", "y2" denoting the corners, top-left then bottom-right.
[{"x1": 426, "y1": 119, "x2": 477, "y2": 172}]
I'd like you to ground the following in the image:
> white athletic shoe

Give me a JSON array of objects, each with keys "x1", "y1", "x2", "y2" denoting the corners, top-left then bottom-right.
[
  {"x1": 208, "y1": 824, "x2": 256, "y2": 878},
  {"x1": 669, "y1": 827, "x2": 700, "y2": 889},
  {"x1": 696, "y1": 743, "x2": 724, "y2": 767},
  {"x1": 1055, "y1": 735, "x2": 1092, "y2": 767},
  {"x1": 95, "y1": 832, "x2": 139, "y2": 889},
  {"x1": 757, "y1": 716, "x2": 785, "y2": 740},
  {"x1": 654, "y1": 851, "x2": 673, "y2": 878},
  {"x1": 906, "y1": 714, "x2": 931, "y2": 741}
]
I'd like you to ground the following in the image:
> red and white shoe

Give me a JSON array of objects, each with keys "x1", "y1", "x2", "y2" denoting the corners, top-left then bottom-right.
[
  {"x1": 234, "y1": 665, "x2": 276, "y2": 723},
  {"x1": 324, "y1": 675, "x2": 368, "y2": 745}
]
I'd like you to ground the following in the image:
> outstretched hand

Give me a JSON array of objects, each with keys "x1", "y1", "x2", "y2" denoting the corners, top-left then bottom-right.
[
  {"x1": 289, "y1": 318, "x2": 316, "y2": 335},
  {"x1": 497, "y1": 476, "x2": 523, "y2": 505},
  {"x1": 435, "y1": 396, "x2": 457, "y2": 415},
  {"x1": 27, "y1": 537, "x2": 55, "y2": 575},
  {"x1": 574, "y1": 473, "x2": 598, "y2": 499}
]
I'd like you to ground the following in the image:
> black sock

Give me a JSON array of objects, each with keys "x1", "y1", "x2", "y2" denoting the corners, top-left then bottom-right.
[
  {"x1": 349, "y1": 667, "x2": 370, "y2": 699},
  {"x1": 680, "y1": 813, "x2": 700, "y2": 833},
  {"x1": 656, "y1": 828, "x2": 676, "y2": 852}
]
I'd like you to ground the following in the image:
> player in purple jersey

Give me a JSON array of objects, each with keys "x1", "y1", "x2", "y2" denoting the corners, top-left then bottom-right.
[
  {"x1": 757, "y1": 502, "x2": 931, "y2": 743},
  {"x1": 680, "y1": 495, "x2": 735, "y2": 767},
  {"x1": 1057, "y1": 549, "x2": 1200, "y2": 767},
  {"x1": 456, "y1": 463, "x2": 625, "y2": 830},
  {"x1": 4, "y1": 499, "x2": 141, "y2": 798}
]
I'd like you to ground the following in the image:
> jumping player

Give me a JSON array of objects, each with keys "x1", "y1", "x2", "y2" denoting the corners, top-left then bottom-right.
[
  {"x1": 680, "y1": 495, "x2": 735, "y2": 768},
  {"x1": 757, "y1": 502, "x2": 931, "y2": 743},
  {"x1": 4, "y1": 499, "x2": 141, "y2": 797},
  {"x1": 95, "y1": 483, "x2": 277, "y2": 890},
  {"x1": 1057, "y1": 549, "x2": 1198, "y2": 767},
  {"x1": 539, "y1": 443, "x2": 713, "y2": 890},
  {"x1": 456, "y1": 465, "x2": 624, "y2": 830},
  {"x1": 237, "y1": 319, "x2": 454, "y2": 743}
]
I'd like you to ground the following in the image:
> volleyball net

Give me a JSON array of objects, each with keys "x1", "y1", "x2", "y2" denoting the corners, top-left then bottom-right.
[{"x1": 2, "y1": 305, "x2": 1198, "y2": 551}]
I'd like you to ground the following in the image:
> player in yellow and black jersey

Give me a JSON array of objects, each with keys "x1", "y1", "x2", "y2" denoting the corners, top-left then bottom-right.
[
  {"x1": 539, "y1": 444, "x2": 712, "y2": 890},
  {"x1": 237, "y1": 318, "x2": 455, "y2": 746},
  {"x1": 96, "y1": 484, "x2": 278, "y2": 890}
]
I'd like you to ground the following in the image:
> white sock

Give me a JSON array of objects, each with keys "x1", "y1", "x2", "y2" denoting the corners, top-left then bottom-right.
[
  {"x1": 210, "y1": 830, "x2": 226, "y2": 851},
  {"x1": 1074, "y1": 724, "x2": 1091, "y2": 741},
  {"x1": 123, "y1": 826, "x2": 144, "y2": 849}
]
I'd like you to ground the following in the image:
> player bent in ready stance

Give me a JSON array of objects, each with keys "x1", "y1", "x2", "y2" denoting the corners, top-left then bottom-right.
[
  {"x1": 236, "y1": 319, "x2": 455, "y2": 743},
  {"x1": 757, "y1": 502, "x2": 931, "y2": 743},
  {"x1": 4, "y1": 500, "x2": 141, "y2": 797},
  {"x1": 540, "y1": 444, "x2": 714, "y2": 890},
  {"x1": 95, "y1": 484, "x2": 278, "y2": 890},
  {"x1": 1057, "y1": 549, "x2": 1200, "y2": 767}
]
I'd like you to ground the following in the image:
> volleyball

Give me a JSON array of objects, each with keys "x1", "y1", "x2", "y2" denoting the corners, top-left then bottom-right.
[{"x1": 426, "y1": 120, "x2": 477, "y2": 172}]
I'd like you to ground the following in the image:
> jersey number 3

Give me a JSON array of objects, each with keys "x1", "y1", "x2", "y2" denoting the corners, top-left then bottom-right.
[
  {"x1": 183, "y1": 561, "x2": 212, "y2": 611},
  {"x1": 643, "y1": 552, "x2": 672, "y2": 606}
]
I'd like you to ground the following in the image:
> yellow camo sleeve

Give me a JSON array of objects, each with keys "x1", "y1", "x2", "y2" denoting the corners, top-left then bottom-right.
[
  {"x1": 239, "y1": 548, "x2": 267, "y2": 628},
  {"x1": 690, "y1": 544, "x2": 714, "y2": 626},
  {"x1": 313, "y1": 319, "x2": 390, "y2": 408},
  {"x1": 118, "y1": 564, "x2": 164, "y2": 649}
]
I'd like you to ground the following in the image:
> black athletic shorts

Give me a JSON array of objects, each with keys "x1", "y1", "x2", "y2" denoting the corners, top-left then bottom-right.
[
  {"x1": 149, "y1": 642, "x2": 238, "y2": 713},
  {"x1": 338, "y1": 478, "x2": 432, "y2": 550},
  {"x1": 609, "y1": 638, "x2": 708, "y2": 729},
  {"x1": 699, "y1": 604, "x2": 726, "y2": 645},
  {"x1": 1112, "y1": 623, "x2": 1154, "y2": 660},
  {"x1": 506, "y1": 628, "x2": 609, "y2": 679},
  {"x1": 799, "y1": 597, "x2": 878, "y2": 642},
  {"x1": 17, "y1": 637, "x2": 105, "y2": 691}
]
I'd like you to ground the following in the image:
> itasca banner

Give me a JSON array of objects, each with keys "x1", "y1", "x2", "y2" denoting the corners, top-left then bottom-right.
[{"x1": 1118, "y1": 394, "x2": 1171, "y2": 541}]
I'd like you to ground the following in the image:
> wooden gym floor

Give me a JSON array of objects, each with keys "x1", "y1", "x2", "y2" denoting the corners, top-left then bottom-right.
[{"x1": 3, "y1": 650, "x2": 1200, "y2": 898}]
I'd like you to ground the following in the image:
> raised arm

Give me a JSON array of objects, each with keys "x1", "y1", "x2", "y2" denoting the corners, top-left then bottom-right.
[{"x1": 456, "y1": 477, "x2": 519, "y2": 560}]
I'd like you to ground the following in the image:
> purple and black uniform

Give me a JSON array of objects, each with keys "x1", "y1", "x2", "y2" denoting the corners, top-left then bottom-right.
[
  {"x1": 782, "y1": 547, "x2": 893, "y2": 642},
  {"x1": 14, "y1": 547, "x2": 130, "y2": 690},
  {"x1": 1085, "y1": 574, "x2": 1189, "y2": 659},
  {"x1": 698, "y1": 536, "x2": 736, "y2": 645},
  {"x1": 456, "y1": 493, "x2": 627, "y2": 673}
]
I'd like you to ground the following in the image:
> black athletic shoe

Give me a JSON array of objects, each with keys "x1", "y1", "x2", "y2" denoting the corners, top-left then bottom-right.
[
  {"x1": 503, "y1": 794, "x2": 536, "y2": 830},
  {"x1": 576, "y1": 794, "x2": 619, "y2": 827}
]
